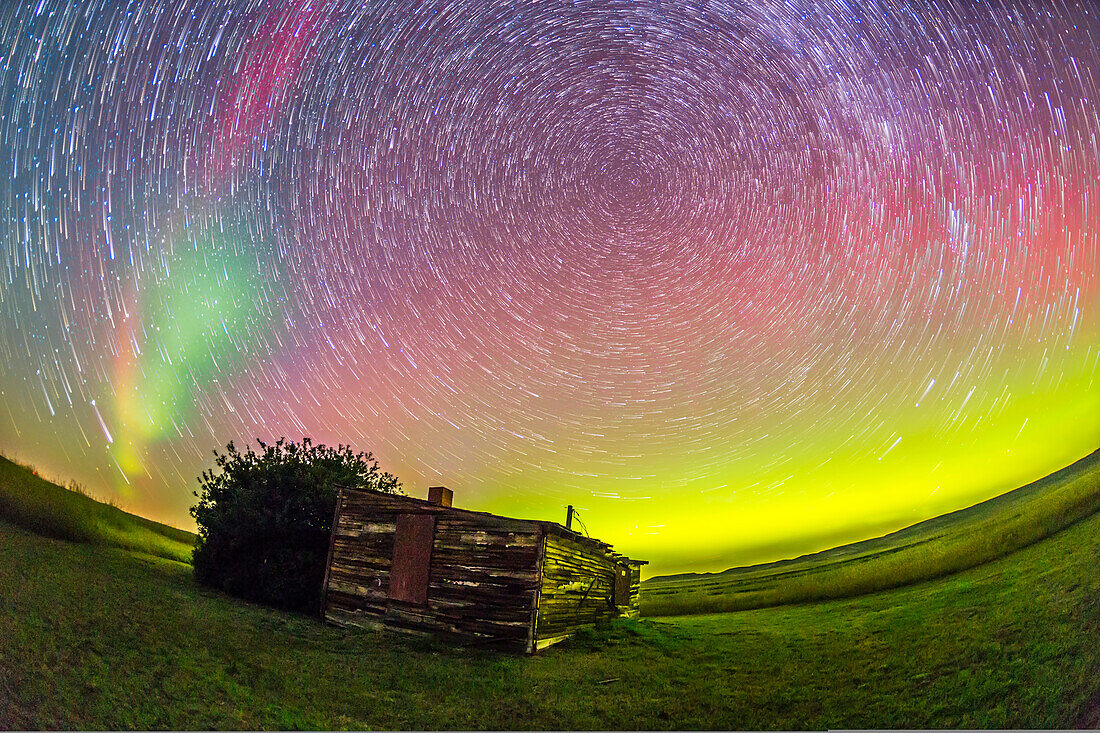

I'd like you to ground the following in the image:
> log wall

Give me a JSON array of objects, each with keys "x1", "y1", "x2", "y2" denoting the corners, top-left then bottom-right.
[
  {"x1": 324, "y1": 489, "x2": 543, "y2": 653},
  {"x1": 533, "y1": 532, "x2": 642, "y2": 648}
]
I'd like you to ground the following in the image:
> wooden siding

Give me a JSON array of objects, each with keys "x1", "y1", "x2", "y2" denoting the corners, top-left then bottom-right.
[
  {"x1": 533, "y1": 532, "x2": 643, "y2": 647},
  {"x1": 621, "y1": 564, "x2": 643, "y2": 618},
  {"x1": 324, "y1": 489, "x2": 543, "y2": 652}
]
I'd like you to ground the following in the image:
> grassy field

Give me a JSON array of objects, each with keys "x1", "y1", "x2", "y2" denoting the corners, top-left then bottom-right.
[
  {"x1": 0, "y1": 454, "x2": 195, "y2": 564},
  {"x1": 643, "y1": 448, "x2": 1100, "y2": 616},
  {"x1": 2, "y1": 488, "x2": 1099, "y2": 728}
]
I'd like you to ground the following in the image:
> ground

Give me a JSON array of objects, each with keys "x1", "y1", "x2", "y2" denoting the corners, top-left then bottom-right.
[{"x1": 2, "y1": 500, "x2": 1098, "y2": 729}]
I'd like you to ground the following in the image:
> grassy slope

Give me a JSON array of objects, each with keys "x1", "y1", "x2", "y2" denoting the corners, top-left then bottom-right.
[
  {"x1": 643, "y1": 447, "x2": 1100, "y2": 616},
  {"x1": 0, "y1": 454, "x2": 195, "y2": 564},
  {"x1": 2, "y1": 500, "x2": 1099, "y2": 729}
]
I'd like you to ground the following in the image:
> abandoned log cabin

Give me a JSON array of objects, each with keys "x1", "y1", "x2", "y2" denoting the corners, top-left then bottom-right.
[{"x1": 322, "y1": 485, "x2": 647, "y2": 653}]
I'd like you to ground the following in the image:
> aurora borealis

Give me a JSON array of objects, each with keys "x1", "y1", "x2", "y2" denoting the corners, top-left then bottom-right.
[{"x1": 0, "y1": 0, "x2": 1096, "y2": 576}]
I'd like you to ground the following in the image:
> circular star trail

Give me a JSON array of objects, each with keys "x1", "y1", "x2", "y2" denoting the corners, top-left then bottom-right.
[{"x1": 0, "y1": 0, "x2": 1097, "y2": 574}]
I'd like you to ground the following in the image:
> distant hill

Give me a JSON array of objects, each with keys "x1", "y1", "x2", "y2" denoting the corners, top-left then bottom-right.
[
  {"x1": 0, "y1": 454, "x2": 195, "y2": 563},
  {"x1": 643, "y1": 447, "x2": 1100, "y2": 615}
]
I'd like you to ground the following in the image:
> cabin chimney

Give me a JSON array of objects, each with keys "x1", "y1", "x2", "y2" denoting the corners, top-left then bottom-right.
[
  {"x1": 427, "y1": 486, "x2": 453, "y2": 507},
  {"x1": 566, "y1": 504, "x2": 574, "y2": 531}
]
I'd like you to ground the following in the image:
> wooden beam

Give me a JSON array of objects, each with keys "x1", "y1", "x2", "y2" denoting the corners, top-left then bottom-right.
[{"x1": 320, "y1": 487, "x2": 345, "y2": 620}]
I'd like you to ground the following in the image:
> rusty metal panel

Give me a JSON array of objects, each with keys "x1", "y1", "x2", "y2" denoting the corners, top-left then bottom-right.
[{"x1": 389, "y1": 513, "x2": 436, "y2": 605}]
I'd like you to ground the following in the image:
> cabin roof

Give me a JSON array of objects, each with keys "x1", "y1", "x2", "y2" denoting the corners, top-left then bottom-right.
[{"x1": 334, "y1": 484, "x2": 648, "y2": 566}]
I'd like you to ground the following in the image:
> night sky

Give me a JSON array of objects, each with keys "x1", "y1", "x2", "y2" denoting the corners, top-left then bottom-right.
[{"x1": 0, "y1": 0, "x2": 1096, "y2": 576}]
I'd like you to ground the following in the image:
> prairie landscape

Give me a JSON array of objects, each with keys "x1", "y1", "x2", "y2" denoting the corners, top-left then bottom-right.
[
  {"x1": 2, "y1": 452, "x2": 1099, "y2": 729},
  {"x1": 642, "y1": 448, "x2": 1100, "y2": 616},
  {"x1": 1, "y1": 0, "x2": 1098, "y2": 728},
  {"x1": 0, "y1": 455, "x2": 195, "y2": 563}
]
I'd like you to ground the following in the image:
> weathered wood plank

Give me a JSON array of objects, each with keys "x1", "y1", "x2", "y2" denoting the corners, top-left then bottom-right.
[
  {"x1": 324, "y1": 487, "x2": 542, "y2": 649},
  {"x1": 325, "y1": 486, "x2": 643, "y2": 652},
  {"x1": 533, "y1": 533, "x2": 637, "y2": 645}
]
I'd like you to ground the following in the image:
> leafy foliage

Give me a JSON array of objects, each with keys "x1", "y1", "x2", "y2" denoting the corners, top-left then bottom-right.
[{"x1": 191, "y1": 438, "x2": 400, "y2": 613}]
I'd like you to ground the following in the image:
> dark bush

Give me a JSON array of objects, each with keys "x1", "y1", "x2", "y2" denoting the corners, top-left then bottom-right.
[{"x1": 190, "y1": 438, "x2": 400, "y2": 613}]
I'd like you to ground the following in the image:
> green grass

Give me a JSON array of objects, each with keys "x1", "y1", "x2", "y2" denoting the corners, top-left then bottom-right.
[
  {"x1": 0, "y1": 454, "x2": 195, "y2": 564},
  {"x1": 642, "y1": 448, "x2": 1100, "y2": 616},
  {"x1": 2, "y1": 493, "x2": 1100, "y2": 728}
]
